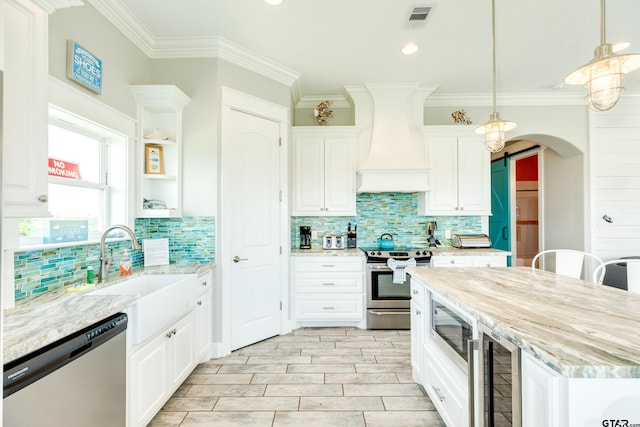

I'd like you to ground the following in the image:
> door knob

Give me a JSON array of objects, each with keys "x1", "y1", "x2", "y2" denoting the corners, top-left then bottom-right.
[{"x1": 233, "y1": 256, "x2": 248, "y2": 263}]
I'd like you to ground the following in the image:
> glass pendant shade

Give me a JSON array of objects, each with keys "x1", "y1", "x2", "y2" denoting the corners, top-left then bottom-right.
[
  {"x1": 475, "y1": 112, "x2": 516, "y2": 153},
  {"x1": 566, "y1": 43, "x2": 640, "y2": 111},
  {"x1": 565, "y1": 1, "x2": 640, "y2": 111}
]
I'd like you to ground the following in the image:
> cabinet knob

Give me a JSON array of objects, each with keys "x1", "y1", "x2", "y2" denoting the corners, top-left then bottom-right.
[
  {"x1": 450, "y1": 260, "x2": 455, "y2": 264},
  {"x1": 197, "y1": 300, "x2": 202, "y2": 306},
  {"x1": 201, "y1": 281, "x2": 207, "y2": 287},
  {"x1": 460, "y1": 206, "x2": 464, "y2": 210},
  {"x1": 37, "y1": 194, "x2": 48, "y2": 203}
]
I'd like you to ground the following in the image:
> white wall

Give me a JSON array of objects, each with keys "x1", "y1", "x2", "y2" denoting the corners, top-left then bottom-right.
[
  {"x1": 589, "y1": 100, "x2": 640, "y2": 260},
  {"x1": 543, "y1": 148, "x2": 585, "y2": 251}
]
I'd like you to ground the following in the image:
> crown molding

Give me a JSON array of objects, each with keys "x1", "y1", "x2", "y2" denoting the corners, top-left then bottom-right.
[
  {"x1": 87, "y1": 0, "x2": 155, "y2": 56},
  {"x1": 33, "y1": 0, "x2": 84, "y2": 13},
  {"x1": 213, "y1": 38, "x2": 300, "y2": 87},
  {"x1": 88, "y1": 0, "x2": 299, "y2": 88}
]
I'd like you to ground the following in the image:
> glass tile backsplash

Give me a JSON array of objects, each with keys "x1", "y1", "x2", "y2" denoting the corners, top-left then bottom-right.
[
  {"x1": 13, "y1": 216, "x2": 215, "y2": 300},
  {"x1": 291, "y1": 193, "x2": 482, "y2": 249}
]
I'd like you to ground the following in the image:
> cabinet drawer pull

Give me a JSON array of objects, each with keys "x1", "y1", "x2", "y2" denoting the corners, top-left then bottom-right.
[
  {"x1": 432, "y1": 385, "x2": 446, "y2": 402},
  {"x1": 415, "y1": 309, "x2": 421, "y2": 316},
  {"x1": 201, "y1": 281, "x2": 207, "y2": 287},
  {"x1": 197, "y1": 300, "x2": 202, "y2": 306},
  {"x1": 322, "y1": 282, "x2": 336, "y2": 286},
  {"x1": 166, "y1": 328, "x2": 177, "y2": 338},
  {"x1": 322, "y1": 265, "x2": 335, "y2": 268},
  {"x1": 322, "y1": 306, "x2": 335, "y2": 310},
  {"x1": 412, "y1": 289, "x2": 418, "y2": 295},
  {"x1": 38, "y1": 194, "x2": 48, "y2": 203},
  {"x1": 450, "y1": 260, "x2": 455, "y2": 264}
]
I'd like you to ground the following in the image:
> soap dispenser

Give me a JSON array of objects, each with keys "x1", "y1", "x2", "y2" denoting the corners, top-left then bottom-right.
[{"x1": 119, "y1": 250, "x2": 132, "y2": 276}]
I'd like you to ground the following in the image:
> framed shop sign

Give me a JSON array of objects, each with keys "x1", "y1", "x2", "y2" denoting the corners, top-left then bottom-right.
[{"x1": 66, "y1": 40, "x2": 103, "y2": 94}]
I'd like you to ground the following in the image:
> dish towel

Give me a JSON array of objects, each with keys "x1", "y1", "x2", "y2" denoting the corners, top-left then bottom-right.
[{"x1": 387, "y1": 258, "x2": 417, "y2": 284}]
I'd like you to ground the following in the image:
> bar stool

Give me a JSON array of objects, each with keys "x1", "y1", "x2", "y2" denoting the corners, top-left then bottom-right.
[
  {"x1": 593, "y1": 259, "x2": 640, "y2": 294},
  {"x1": 531, "y1": 249, "x2": 604, "y2": 282}
]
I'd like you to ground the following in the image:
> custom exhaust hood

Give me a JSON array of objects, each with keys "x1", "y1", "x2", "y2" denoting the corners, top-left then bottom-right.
[{"x1": 345, "y1": 84, "x2": 435, "y2": 193}]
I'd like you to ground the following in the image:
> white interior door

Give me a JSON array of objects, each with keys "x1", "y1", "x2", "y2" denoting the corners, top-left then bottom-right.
[{"x1": 226, "y1": 109, "x2": 282, "y2": 350}]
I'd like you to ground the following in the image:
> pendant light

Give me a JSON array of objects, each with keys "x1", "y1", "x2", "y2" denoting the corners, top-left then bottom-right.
[
  {"x1": 565, "y1": 0, "x2": 640, "y2": 111},
  {"x1": 475, "y1": 0, "x2": 516, "y2": 154}
]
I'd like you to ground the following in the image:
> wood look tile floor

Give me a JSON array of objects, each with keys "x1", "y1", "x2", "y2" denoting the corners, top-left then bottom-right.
[{"x1": 148, "y1": 327, "x2": 445, "y2": 427}]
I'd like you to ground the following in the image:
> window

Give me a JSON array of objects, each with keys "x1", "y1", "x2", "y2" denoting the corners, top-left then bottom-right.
[{"x1": 19, "y1": 107, "x2": 129, "y2": 247}]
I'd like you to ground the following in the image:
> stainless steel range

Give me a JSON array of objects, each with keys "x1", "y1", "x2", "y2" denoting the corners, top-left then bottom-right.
[{"x1": 363, "y1": 247, "x2": 431, "y2": 329}]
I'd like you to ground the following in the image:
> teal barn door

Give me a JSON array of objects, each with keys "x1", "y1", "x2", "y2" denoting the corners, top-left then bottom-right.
[{"x1": 489, "y1": 159, "x2": 511, "y2": 265}]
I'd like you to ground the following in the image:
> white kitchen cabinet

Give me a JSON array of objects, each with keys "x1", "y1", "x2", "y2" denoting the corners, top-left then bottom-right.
[
  {"x1": 195, "y1": 272, "x2": 212, "y2": 362},
  {"x1": 292, "y1": 256, "x2": 365, "y2": 327},
  {"x1": 410, "y1": 280, "x2": 426, "y2": 384},
  {"x1": 419, "y1": 126, "x2": 490, "y2": 216},
  {"x1": 130, "y1": 85, "x2": 191, "y2": 218},
  {"x1": 2, "y1": 0, "x2": 50, "y2": 217},
  {"x1": 129, "y1": 311, "x2": 195, "y2": 427},
  {"x1": 521, "y1": 351, "x2": 564, "y2": 427},
  {"x1": 423, "y1": 337, "x2": 469, "y2": 427},
  {"x1": 431, "y1": 254, "x2": 507, "y2": 268},
  {"x1": 292, "y1": 127, "x2": 360, "y2": 216}
]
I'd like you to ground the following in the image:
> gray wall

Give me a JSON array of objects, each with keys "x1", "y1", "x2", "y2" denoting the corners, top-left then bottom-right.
[
  {"x1": 150, "y1": 58, "x2": 219, "y2": 216},
  {"x1": 48, "y1": 3, "x2": 151, "y2": 117}
]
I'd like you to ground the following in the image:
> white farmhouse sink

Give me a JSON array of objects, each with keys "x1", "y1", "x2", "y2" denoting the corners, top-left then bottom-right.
[{"x1": 90, "y1": 274, "x2": 198, "y2": 345}]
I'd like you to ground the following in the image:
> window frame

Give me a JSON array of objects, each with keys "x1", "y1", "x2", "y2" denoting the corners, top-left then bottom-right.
[{"x1": 17, "y1": 104, "x2": 132, "y2": 249}]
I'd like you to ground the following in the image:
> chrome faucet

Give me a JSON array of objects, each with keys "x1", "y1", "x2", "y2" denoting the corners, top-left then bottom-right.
[{"x1": 100, "y1": 224, "x2": 141, "y2": 283}]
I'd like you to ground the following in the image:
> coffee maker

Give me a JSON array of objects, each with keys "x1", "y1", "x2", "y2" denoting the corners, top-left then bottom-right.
[{"x1": 300, "y1": 226, "x2": 312, "y2": 249}]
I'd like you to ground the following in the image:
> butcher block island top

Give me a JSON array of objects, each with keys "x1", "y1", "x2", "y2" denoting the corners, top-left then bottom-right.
[{"x1": 407, "y1": 266, "x2": 640, "y2": 378}]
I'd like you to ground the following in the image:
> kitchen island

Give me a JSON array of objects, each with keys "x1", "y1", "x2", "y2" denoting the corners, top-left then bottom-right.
[{"x1": 408, "y1": 266, "x2": 640, "y2": 427}]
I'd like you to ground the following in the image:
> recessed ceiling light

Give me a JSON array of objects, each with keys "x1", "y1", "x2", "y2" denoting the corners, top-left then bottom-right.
[
  {"x1": 401, "y1": 43, "x2": 419, "y2": 55},
  {"x1": 612, "y1": 41, "x2": 631, "y2": 52},
  {"x1": 264, "y1": 0, "x2": 283, "y2": 5}
]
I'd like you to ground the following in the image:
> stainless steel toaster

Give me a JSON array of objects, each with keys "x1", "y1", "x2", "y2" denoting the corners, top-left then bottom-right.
[
  {"x1": 451, "y1": 234, "x2": 492, "y2": 248},
  {"x1": 322, "y1": 234, "x2": 344, "y2": 250}
]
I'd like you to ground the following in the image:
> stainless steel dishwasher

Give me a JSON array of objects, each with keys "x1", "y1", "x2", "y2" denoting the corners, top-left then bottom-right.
[{"x1": 3, "y1": 312, "x2": 128, "y2": 427}]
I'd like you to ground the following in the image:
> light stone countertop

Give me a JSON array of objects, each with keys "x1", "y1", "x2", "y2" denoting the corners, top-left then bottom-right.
[
  {"x1": 3, "y1": 262, "x2": 214, "y2": 364},
  {"x1": 291, "y1": 247, "x2": 509, "y2": 257},
  {"x1": 291, "y1": 248, "x2": 365, "y2": 257},
  {"x1": 407, "y1": 266, "x2": 640, "y2": 378}
]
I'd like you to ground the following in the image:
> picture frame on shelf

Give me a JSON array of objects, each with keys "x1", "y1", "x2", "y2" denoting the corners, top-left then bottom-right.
[{"x1": 145, "y1": 144, "x2": 164, "y2": 174}]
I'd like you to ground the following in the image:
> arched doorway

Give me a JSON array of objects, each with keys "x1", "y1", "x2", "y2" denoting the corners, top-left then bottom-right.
[{"x1": 490, "y1": 135, "x2": 585, "y2": 266}]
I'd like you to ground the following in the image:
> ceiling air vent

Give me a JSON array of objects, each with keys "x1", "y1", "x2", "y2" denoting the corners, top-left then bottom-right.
[
  {"x1": 409, "y1": 6, "x2": 431, "y2": 22},
  {"x1": 405, "y1": 5, "x2": 432, "y2": 28}
]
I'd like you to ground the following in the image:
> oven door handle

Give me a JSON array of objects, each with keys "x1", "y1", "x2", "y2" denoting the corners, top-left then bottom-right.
[{"x1": 367, "y1": 310, "x2": 408, "y2": 315}]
